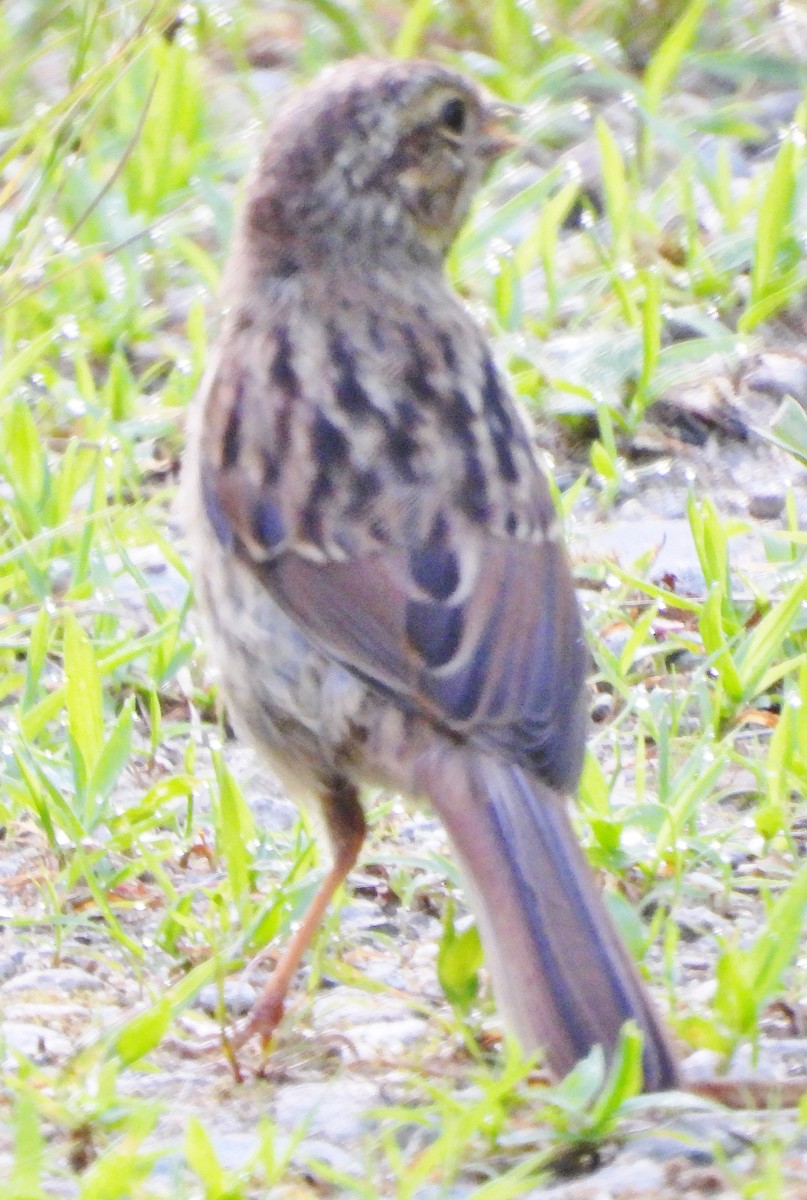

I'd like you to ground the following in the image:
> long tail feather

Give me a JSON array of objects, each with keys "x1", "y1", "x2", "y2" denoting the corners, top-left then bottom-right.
[{"x1": 420, "y1": 752, "x2": 679, "y2": 1091}]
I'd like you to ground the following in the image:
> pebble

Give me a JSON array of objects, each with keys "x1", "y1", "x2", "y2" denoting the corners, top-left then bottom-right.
[
  {"x1": 664, "y1": 648, "x2": 703, "y2": 673},
  {"x1": 337, "y1": 1018, "x2": 427, "y2": 1058},
  {"x1": 674, "y1": 905, "x2": 728, "y2": 942},
  {"x1": 678, "y1": 954, "x2": 712, "y2": 973},
  {"x1": 682, "y1": 1048, "x2": 724, "y2": 1080},
  {"x1": 729, "y1": 1038, "x2": 807, "y2": 1079},
  {"x1": 3, "y1": 1002, "x2": 92, "y2": 1022},
  {"x1": 748, "y1": 490, "x2": 785, "y2": 520},
  {"x1": 193, "y1": 979, "x2": 257, "y2": 1017},
  {"x1": 745, "y1": 351, "x2": 807, "y2": 406},
  {"x1": 1, "y1": 1021, "x2": 72, "y2": 1062},
  {"x1": 0, "y1": 950, "x2": 25, "y2": 983},
  {"x1": 629, "y1": 1112, "x2": 751, "y2": 1162},
  {"x1": 0, "y1": 850, "x2": 28, "y2": 878},
  {"x1": 541, "y1": 1154, "x2": 666, "y2": 1197},
  {"x1": 0, "y1": 966, "x2": 106, "y2": 994}
]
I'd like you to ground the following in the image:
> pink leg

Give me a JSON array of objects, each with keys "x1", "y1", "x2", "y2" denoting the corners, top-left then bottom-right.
[{"x1": 173, "y1": 778, "x2": 366, "y2": 1079}]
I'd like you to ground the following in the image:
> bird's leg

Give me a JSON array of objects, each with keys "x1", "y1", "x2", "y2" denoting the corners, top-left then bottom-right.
[
  {"x1": 170, "y1": 778, "x2": 366, "y2": 1077},
  {"x1": 229, "y1": 779, "x2": 366, "y2": 1050}
]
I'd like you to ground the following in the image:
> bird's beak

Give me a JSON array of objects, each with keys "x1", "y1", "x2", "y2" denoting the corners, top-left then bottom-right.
[{"x1": 478, "y1": 101, "x2": 521, "y2": 160}]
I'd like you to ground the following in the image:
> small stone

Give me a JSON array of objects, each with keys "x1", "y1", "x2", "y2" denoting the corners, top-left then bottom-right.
[
  {"x1": 542, "y1": 1154, "x2": 666, "y2": 1197},
  {"x1": 3, "y1": 1002, "x2": 92, "y2": 1022},
  {"x1": 590, "y1": 692, "x2": 614, "y2": 723},
  {"x1": 745, "y1": 351, "x2": 807, "y2": 405},
  {"x1": 674, "y1": 905, "x2": 727, "y2": 942},
  {"x1": 748, "y1": 491, "x2": 784, "y2": 520},
  {"x1": 350, "y1": 1018, "x2": 426, "y2": 1055},
  {"x1": 672, "y1": 1164, "x2": 731, "y2": 1192},
  {"x1": 1, "y1": 1022, "x2": 72, "y2": 1062},
  {"x1": 665, "y1": 648, "x2": 703, "y2": 673},
  {"x1": 679, "y1": 955, "x2": 712, "y2": 973},
  {"x1": 0, "y1": 850, "x2": 29, "y2": 878},
  {"x1": 1, "y1": 966, "x2": 106, "y2": 994},
  {"x1": 682, "y1": 1048, "x2": 724, "y2": 1081},
  {"x1": 0, "y1": 951, "x2": 25, "y2": 983},
  {"x1": 729, "y1": 1038, "x2": 807, "y2": 1080},
  {"x1": 688, "y1": 978, "x2": 718, "y2": 1003},
  {"x1": 193, "y1": 979, "x2": 257, "y2": 1017}
]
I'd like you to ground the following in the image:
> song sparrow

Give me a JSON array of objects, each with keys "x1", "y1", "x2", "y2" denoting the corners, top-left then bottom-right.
[{"x1": 182, "y1": 56, "x2": 679, "y2": 1090}]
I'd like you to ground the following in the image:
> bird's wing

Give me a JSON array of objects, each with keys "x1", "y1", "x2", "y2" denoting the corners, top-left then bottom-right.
[{"x1": 196, "y1": 305, "x2": 587, "y2": 791}]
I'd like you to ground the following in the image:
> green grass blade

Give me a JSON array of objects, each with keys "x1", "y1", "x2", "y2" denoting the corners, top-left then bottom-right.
[{"x1": 644, "y1": 0, "x2": 709, "y2": 113}]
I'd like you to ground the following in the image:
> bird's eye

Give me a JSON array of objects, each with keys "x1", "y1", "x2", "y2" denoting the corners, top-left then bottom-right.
[{"x1": 439, "y1": 97, "x2": 466, "y2": 135}]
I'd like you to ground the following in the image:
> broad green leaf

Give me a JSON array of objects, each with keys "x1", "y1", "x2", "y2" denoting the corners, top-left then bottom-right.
[
  {"x1": 577, "y1": 752, "x2": 611, "y2": 817},
  {"x1": 636, "y1": 269, "x2": 661, "y2": 406},
  {"x1": 654, "y1": 752, "x2": 725, "y2": 857},
  {"x1": 764, "y1": 394, "x2": 807, "y2": 466},
  {"x1": 15, "y1": 744, "x2": 85, "y2": 844},
  {"x1": 22, "y1": 605, "x2": 50, "y2": 710},
  {"x1": 20, "y1": 619, "x2": 181, "y2": 741},
  {"x1": 185, "y1": 1118, "x2": 225, "y2": 1196},
  {"x1": 88, "y1": 697, "x2": 134, "y2": 803},
  {"x1": 596, "y1": 118, "x2": 631, "y2": 260},
  {"x1": 618, "y1": 604, "x2": 659, "y2": 675},
  {"x1": 393, "y1": 0, "x2": 436, "y2": 57},
  {"x1": 749, "y1": 134, "x2": 798, "y2": 305},
  {"x1": 644, "y1": 0, "x2": 709, "y2": 112},
  {"x1": 0, "y1": 330, "x2": 55, "y2": 395},
  {"x1": 699, "y1": 586, "x2": 743, "y2": 702},
  {"x1": 712, "y1": 865, "x2": 807, "y2": 1043},
  {"x1": 438, "y1": 897, "x2": 482, "y2": 1015},
  {"x1": 64, "y1": 611, "x2": 104, "y2": 779},
  {"x1": 10, "y1": 1094, "x2": 46, "y2": 1200},
  {"x1": 4, "y1": 398, "x2": 46, "y2": 508},
  {"x1": 738, "y1": 571, "x2": 807, "y2": 696},
  {"x1": 587, "y1": 1022, "x2": 643, "y2": 1131},
  {"x1": 213, "y1": 752, "x2": 256, "y2": 917},
  {"x1": 751, "y1": 865, "x2": 807, "y2": 1000},
  {"x1": 113, "y1": 998, "x2": 172, "y2": 1066}
]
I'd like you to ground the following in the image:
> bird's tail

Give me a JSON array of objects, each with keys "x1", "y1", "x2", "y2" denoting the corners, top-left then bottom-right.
[{"x1": 418, "y1": 751, "x2": 679, "y2": 1091}]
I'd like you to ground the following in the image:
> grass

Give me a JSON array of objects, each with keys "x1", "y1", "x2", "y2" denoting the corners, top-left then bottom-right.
[{"x1": 2, "y1": 0, "x2": 807, "y2": 1195}]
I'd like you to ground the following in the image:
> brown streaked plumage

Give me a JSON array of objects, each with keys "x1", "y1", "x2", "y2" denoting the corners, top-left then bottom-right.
[{"x1": 182, "y1": 57, "x2": 679, "y2": 1090}]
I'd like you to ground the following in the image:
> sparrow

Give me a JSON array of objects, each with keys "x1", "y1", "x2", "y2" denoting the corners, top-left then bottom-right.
[{"x1": 182, "y1": 56, "x2": 679, "y2": 1090}]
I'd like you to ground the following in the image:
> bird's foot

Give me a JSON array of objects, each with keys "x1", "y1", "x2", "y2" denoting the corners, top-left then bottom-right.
[{"x1": 163, "y1": 986, "x2": 286, "y2": 1083}]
